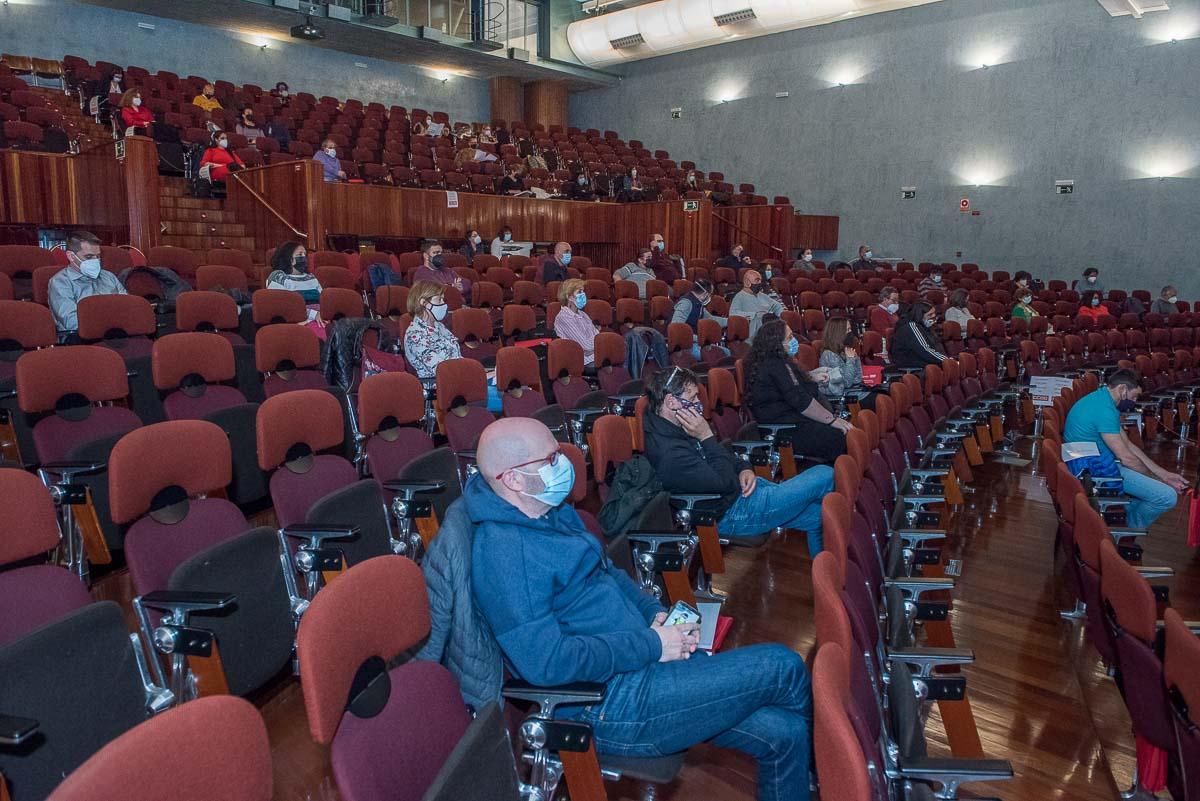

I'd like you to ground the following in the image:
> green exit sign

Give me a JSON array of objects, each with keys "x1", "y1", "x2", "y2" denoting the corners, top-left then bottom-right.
[{"x1": 683, "y1": 200, "x2": 700, "y2": 211}]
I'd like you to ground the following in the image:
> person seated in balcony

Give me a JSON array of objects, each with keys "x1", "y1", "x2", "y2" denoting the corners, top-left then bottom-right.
[
  {"x1": 199, "y1": 133, "x2": 244, "y2": 183},
  {"x1": 868, "y1": 285, "x2": 900, "y2": 335},
  {"x1": 729, "y1": 268, "x2": 784, "y2": 338},
  {"x1": 235, "y1": 107, "x2": 264, "y2": 144},
  {"x1": 1151, "y1": 286, "x2": 1180, "y2": 317},
  {"x1": 614, "y1": 248, "x2": 657, "y2": 300},
  {"x1": 266, "y1": 241, "x2": 321, "y2": 304},
  {"x1": 717, "y1": 244, "x2": 744, "y2": 271},
  {"x1": 678, "y1": 169, "x2": 701, "y2": 195},
  {"x1": 413, "y1": 240, "x2": 469, "y2": 298},
  {"x1": 458, "y1": 230, "x2": 487, "y2": 266},
  {"x1": 795, "y1": 246, "x2": 815, "y2": 273},
  {"x1": 264, "y1": 116, "x2": 290, "y2": 151},
  {"x1": 1081, "y1": 266, "x2": 1106, "y2": 297},
  {"x1": 271, "y1": 82, "x2": 290, "y2": 106},
  {"x1": 553, "y1": 279, "x2": 599, "y2": 366},
  {"x1": 48, "y1": 231, "x2": 127, "y2": 340},
  {"x1": 118, "y1": 89, "x2": 154, "y2": 135},
  {"x1": 1077, "y1": 290, "x2": 1109, "y2": 324},
  {"x1": 890, "y1": 301, "x2": 948, "y2": 369},
  {"x1": 643, "y1": 363, "x2": 834, "y2": 556},
  {"x1": 562, "y1": 172, "x2": 596, "y2": 201},
  {"x1": 1064, "y1": 368, "x2": 1184, "y2": 530},
  {"x1": 313, "y1": 138, "x2": 346, "y2": 183},
  {"x1": 469, "y1": 415, "x2": 815, "y2": 799},
  {"x1": 496, "y1": 165, "x2": 526, "y2": 196},
  {"x1": 1011, "y1": 289, "x2": 1041, "y2": 322},
  {"x1": 192, "y1": 83, "x2": 222, "y2": 114},
  {"x1": 744, "y1": 319, "x2": 850, "y2": 467},
  {"x1": 850, "y1": 244, "x2": 878, "y2": 271},
  {"x1": 616, "y1": 167, "x2": 649, "y2": 203},
  {"x1": 944, "y1": 288, "x2": 974, "y2": 336},
  {"x1": 538, "y1": 242, "x2": 572, "y2": 284},
  {"x1": 478, "y1": 124, "x2": 497, "y2": 144},
  {"x1": 916, "y1": 265, "x2": 944, "y2": 299}
]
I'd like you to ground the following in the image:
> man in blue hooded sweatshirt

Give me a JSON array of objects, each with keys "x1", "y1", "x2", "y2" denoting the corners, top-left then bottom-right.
[{"x1": 469, "y1": 417, "x2": 812, "y2": 801}]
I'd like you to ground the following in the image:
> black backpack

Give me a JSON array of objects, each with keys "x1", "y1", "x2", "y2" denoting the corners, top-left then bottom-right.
[{"x1": 597, "y1": 455, "x2": 663, "y2": 540}]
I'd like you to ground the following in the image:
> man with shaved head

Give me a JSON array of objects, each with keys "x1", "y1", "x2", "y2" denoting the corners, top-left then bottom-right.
[
  {"x1": 728, "y1": 267, "x2": 784, "y2": 338},
  {"x1": 469, "y1": 418, "x2": 813, "y2": 799},
  {"x1": 537, "y1": 241, "x2": 571, "y2": 284}
]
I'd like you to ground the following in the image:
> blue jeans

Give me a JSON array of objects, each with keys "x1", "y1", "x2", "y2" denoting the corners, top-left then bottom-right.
[
  {"x1": 718, "y1": 467, "x2": 834, "y2": 557},
  {"x1": 486, "y1": 380, "x2": 503, "y2": 413},
  {"x1": 691, "y1": 336, "x2": 731, "y2": 362},
  {"x1": 570, "y1": 644, "x2": 812, "y2": 801},
  {"x1": 1118, "y1": 466, "x2": 1178, "y2": 529}
]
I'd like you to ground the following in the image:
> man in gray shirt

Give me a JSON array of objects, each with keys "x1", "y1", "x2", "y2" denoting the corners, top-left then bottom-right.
[
  {"x1": 613, "y1": 247, "x2": 657, "y2": 299},
  {"x1": 728, "y1": 268, "x2": 784, "y2": 338},
  {"x1": 48, "y1": 230, "x2": 127, "y2": 338}
]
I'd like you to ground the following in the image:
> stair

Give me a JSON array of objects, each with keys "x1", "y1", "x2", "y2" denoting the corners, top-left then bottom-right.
[
  {"x1": 158, "y1": 177, "x2": 258, "y2": 252},
  {"x1": 27, "y1": 86, "x2": 116, "y2": 149}
]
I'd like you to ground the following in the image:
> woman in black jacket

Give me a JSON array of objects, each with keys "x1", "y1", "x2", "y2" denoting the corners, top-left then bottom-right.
[
  {"x1": 890, "y1": 300, "x2": 949, "y2": 368},
  {"x1": 745, "y1": 320, "x2": 853, "y2": 463}
]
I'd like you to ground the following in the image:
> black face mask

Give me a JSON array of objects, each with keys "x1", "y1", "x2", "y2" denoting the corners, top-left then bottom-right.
[
  {"x1": 750, "y1": 283, "x2": 763, "y2": 294},
  {"x1": 430, "y1": 254, "x2": 445, "y2": 269},
  {"x1": 292, "y1": 256, "x2": 308, "y2": 273},
  {"x1": 1117, "y1": 398, "x2": 1136, "y2": 413}
]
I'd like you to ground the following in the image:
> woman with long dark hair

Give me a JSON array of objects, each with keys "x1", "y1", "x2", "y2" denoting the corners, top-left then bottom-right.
[
  {"x1": 890, "y1": 300, "x2": 949, "y2": 368},
  {"x1": 745, "y1": 319, "x2": 851, "y2": 462}
]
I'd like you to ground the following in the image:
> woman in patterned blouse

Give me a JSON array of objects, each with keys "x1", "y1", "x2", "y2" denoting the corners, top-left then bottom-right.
[
  {"x1": 404, "y1": 281, "x2": 461, "y2": 379},
  {"x1": 553, "y1": 278, "x2": 600, "y2": 366}
]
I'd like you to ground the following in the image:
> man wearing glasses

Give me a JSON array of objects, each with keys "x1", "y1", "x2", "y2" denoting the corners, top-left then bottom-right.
[{"x1": 469, "y1": 417, "x2": 812, "y2": 801}]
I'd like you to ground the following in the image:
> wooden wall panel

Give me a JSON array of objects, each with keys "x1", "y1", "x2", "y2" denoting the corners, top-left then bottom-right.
[
  {"x1": 227, "y1": 160, "x2": 324, "y2": 252},
  {"x1": 121, "y1": 137, "x2": 160, "y2": 252},
  {"x1": 523, "y1": 80, "x2": 568, "y2": 130},
  {"x1": 489, "y1": 77, "x2": 523, "y2": 128},
  {"x1": 711, "y1": 205, "x2": 795, "y2": 262},
  {"x1": 620, "y1": 199, "x2": 713, "y2": 263},
  {"x1": 0, "y1": 145, "x2": 128, "y2": 236},
  {"x1": 74, "y1": 143, "x2": 128, "y2": 230},
  {"x1": 793, "y1": 214, "x2": 840, "y2": 252}
]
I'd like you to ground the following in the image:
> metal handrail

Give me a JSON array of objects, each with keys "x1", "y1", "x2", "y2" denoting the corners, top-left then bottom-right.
[
  {"x1": 229, "y1": 170, "x2": 308, "y2": 239},
  {"x1": 711, "y1": 210, "x2": 785, "y2": 255}
]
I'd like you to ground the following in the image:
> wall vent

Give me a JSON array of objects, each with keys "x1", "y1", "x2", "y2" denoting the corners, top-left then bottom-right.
[
  {"x1": 609, "y1": 33, "x2": 646, "y2": 49},
  {"x1": 714, "y1": 8, "x2": 756, "y2": 25}
]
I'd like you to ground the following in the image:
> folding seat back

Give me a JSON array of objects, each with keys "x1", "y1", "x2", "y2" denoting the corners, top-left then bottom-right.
[
  {"x1": 1071, "y1": 492, "x2": 1118, "y2": 663},
  {"x1": 615, "y1": 297, "x2": 644, "y2": 330},
  {"x1": 252, "y1": 289, "x2": 307, "y2": 325},
  {"x1": 316, "y1": 266, "x2": 356, "y2": 292},
  {"x1": 511, "y1": 280, "x2": 542, "y2": 307},
  {"x1": 0, "y1": 602, "x2": 157, "y2": 801},
  {"x1": 501, "y1": 304, "x2": 537, "y2": 341},
  {"x1": 297, "y1": 555, "x2": 533, "y2": 801},
  {"x1": 1164, "y1": 608, "x2": 1200, "y2": 801},
  {"x1": 16, "y1": 345, "x2": 141, "y2": 464},
  {"x1": 495, "y1": 346, "x2": 547, "y2": 419},
  {"x1": 666, "y1": 323, "x2": 696, "y2": 367},
  {"x1": 451, "y1": 307, "x2": 499, "y2": 361},
  {"x1": 319, "y1": 287, "x2": 364, "y2": 322},
  {"x1": 0, "y1": 245, "x2": 57, "y2": 279},
  {"x1": 585, "y1": 299, "x2": 614, "y2": 331},
  {"x1": 48, "y1": 695, "x2": 272, "y2": 801},
  {"x1": 705, "y1": 367, "x2": 742, "y2": 443},
  {"x1": 472, "y1": 280, "x2": 504, "y2": 310},
  {"x1": 592, "y1": 414, "x2": 633, "y2": 500},
  {"x1": 547, "y1": 339, "x2": 599, "y2": 409},
  {"x1": 434, "y1": 358, "x2": 494, "y2": 452},
  {"x1": 109, "y1": 421, "x2": 292, "y2": 697},
  {"x1": 177, "y1": 289, "x2": 245, "y2": 342},
  {"x1": 594, "y1": 331, "x2": 635, "y2": 395},
  {"x1": 0, "y1": 300, "x2": 54, "y2": 386},
  {"x1": 147, "y1": 245, "x2": 200, "y2": 283},
  {"x1": 76, "y1": 295, "x2": 157, "y2": 360},
  {"x1": 151, "y1": 332, "x2": 246, "y2": 420},
  {"x1": 0, "y1": 469, "x2": 91, "y2": 647},
  {"x1": 255, "y1": 324, "x2": 327, "y2": 396},
  {"x1": 358, "y1": 371, "x2": 434, "y2": 484},
  {"x1": 375, "y1": 285, "x2": 409, "y2": 319},
  {"x1": 1099, "y1": 537, "x2": 1172, "y2": 756}
]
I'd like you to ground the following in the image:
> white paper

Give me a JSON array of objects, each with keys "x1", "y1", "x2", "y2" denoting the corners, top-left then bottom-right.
[
  {"x1": 446, "y1": 191, "x2": 459, "y2": 208},
  {"x1": 1062, "y1": 441, "x2": 1100, "y2": 461},
  {"x1": 697, "y1": 600, "x2": 723, "y2": 652}
]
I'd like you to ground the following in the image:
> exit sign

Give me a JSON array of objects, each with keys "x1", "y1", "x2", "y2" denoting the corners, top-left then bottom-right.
[{"x1": 683, "y1": 200, "x2": 699, "y2": 211}]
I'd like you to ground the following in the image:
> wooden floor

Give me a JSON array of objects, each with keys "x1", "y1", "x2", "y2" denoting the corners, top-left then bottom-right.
[{"x1": 90, "y1": 427, "x2": 1200, "y2": 801}]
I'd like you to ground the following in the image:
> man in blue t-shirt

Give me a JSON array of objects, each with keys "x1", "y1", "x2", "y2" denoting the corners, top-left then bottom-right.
[{"x1": 1064, "y1": 369, "x2": 1185, "y2": 529}]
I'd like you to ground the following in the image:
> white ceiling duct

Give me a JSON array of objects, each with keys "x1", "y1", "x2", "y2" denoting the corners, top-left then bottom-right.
[
  {"x1": 567, "y1": 0, "x2": 947, "y2": 67},
  {"x1": 1094, "y1": 0, "x2": 1169, "y2": 17}
]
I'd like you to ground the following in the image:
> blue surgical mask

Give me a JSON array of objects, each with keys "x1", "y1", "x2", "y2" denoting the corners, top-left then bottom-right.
[
  {"x1": 886, "y1": 302, "x2": 899, "y2": 314},
  {"x1": 574, "y1": 293, "x2": 587, "y2": 309},
  {"x1": 1091, "y1": 297, "x2": 1100, "y2": 307},
  {"x1": 655, "y1": 241, "x2": 665, "y2": 251},
  {"x1": 503, "y1": 232, "x2": 512, "y2": 241},
  {"x1": 785, "y1": 337, "x2": 800, "y2": 357},
  {"x1": 518, "y1": 455, "x2": 575, "y2": 507},
  {"x1": 561, "y1": 252, "x2": 572, "y2": 265},
  {"x1": 78, "y1": 257, "x2": 102, "y2": 279}
]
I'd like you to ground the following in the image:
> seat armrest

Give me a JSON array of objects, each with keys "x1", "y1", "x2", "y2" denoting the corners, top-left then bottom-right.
[
  {"x1": 888, "y1": 646, "x2": 975, "y2": 668},
  {"x1": 564, "y1": 406, "x2": 606, "y2": 420},
  {"x1": 1137, "y1": 566, "x2": 1175, "y2": 579},
  {"x1": 382, "y1": 479, "x2": 446, "y2": 495},
  {"x1": 280, "y1": 524, "x2": 360, "y2": 544},
  {"x1": 731, "y1": 440, "x2": 771, "y2": 452},
  {"x1": 669, "y1": 493, "x2": 723, "y2": 508},
  {"x1": 626, "y1": 531, "x2": 691, "y2": 549},
  {"x1": 37, "y1": 460, "x2": 106, "y2": 476},
  {"x1": 137, "y1": 590, "x2": 236, "y2": 614},
  {"x1": 756, "y1": 423, "x2": 795, "y2": 439},
  {"x1": 885, "y1": 576, "x2": 955, "y2": 592},
  {"x1": 503, "y1": 680, "x2": 605, "y2": 716},
  {"x1": 1108, "y1": 527, "x2": 1149, "y2": 539},
  {"x1": 0, "y1": 715, "x2": 39, "y2": 746},
  {"x1": 898, "y1": 756, "x2": 1015, "y2": 784}
]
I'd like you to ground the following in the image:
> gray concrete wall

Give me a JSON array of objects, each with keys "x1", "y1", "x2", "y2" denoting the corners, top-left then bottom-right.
[
  {"x1": 568, "y1": 0, "x2": 1200, "y2": 295},
  {"x1": 0, "y1": 0, "x2": 489, "y2": 121}
]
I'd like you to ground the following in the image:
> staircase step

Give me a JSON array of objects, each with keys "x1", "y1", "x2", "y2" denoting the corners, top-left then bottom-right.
[
  {"x1": 160, "y1": 207, "x2": 238, "y2": 224},
  {"x1": 161, "y1": 234, "x2": 258, "y2": 251},
  {"x1": 161, "y1": 221, "x2": 247, "y2": 237},
  {"x1": 169, "y1": 197, "x2": 226, "y2": 210}
]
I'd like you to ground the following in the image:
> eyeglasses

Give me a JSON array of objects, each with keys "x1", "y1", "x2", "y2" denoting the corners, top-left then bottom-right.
[{"x1": 497, "y1": 448, "x2": 564, "y2": 479}]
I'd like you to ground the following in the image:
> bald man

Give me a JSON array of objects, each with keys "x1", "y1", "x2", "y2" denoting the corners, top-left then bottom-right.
[
  {"x1": 469, "y1": 418, "x2": 813, "y2": 799},
  {"x1": 538, "y1": 241, "x2": 571, "y2": 284},
  {"x1": 728, "y1": 268, "x2": 784, "y2": 338}
]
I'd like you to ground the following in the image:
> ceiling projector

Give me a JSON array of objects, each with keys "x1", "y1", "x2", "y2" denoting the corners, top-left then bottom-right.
[{"x1": 291, "y1": 18, "x2": 324, "y2": 40}]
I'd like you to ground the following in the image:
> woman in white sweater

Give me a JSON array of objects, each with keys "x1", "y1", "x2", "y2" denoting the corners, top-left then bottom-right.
[
  {"x1": 817, "y1": 318, "x2": 863, "y2": 398},
  {"x1": 943, "y1": 288, "x2": 974, "y2": 338}
]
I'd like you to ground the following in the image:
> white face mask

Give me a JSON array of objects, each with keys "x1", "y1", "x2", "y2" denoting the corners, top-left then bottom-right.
[
  {"x1": 932, "y1": 274, "x2": 942, "y2": 283},
  {"x1": 77, "y1": 256, "x2": 102, "y2": 279},
  {"x1": 864, "y1": 250, "x2": 873, "y2": 259},
  {"x1": 325, "y1": 147, "x2": 336, "y2": 157},
  {"x1": 1087, "y1": 275, "x2": 1097, "y2": 283},
  {"x1": 923, "y1": 317, "x2": 935, "y2": 328},
  {"x1": 1169, "y1": 296, "x2": 1179, "y2": 304},
  {"x1": 802, "y1": 254, "x2": 812, "y2": 262},
  {"x1": 472, "y1": 235, "x2": 481, "y2": 245},
  {"x1": 886, "y1": 302, "x2": 899, "y2": 314},
  {"x1": 218, "y1": 139, "x2": 228, "y2": 149},
  {"x1": 132, "y1": 97, "x2": 142, "y2": 107}
]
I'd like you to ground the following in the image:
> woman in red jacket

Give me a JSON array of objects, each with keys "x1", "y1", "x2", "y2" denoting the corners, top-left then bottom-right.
[
  {"x1": 118, "y1": 89, "x2": 154, "y2": 134},
  {"x1": 1076, "y1": 290, "x2": 1109, "y2": 325},
  {"x1": 199, "y1": 134, "x2": 245, "y2": 182}
]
